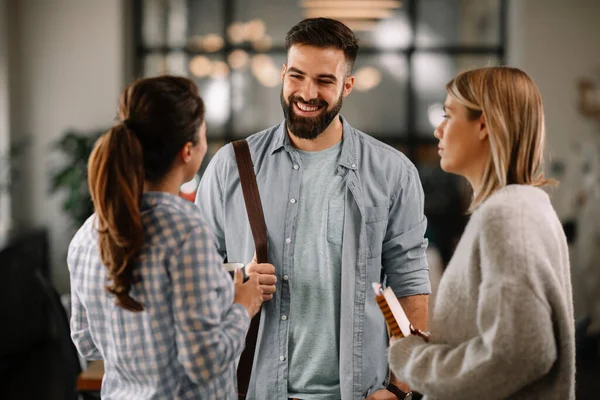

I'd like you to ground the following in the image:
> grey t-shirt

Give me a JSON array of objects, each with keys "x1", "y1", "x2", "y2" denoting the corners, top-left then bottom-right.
[{"x1": 288, "y1": 141, "x2": 345, "y2": 399}]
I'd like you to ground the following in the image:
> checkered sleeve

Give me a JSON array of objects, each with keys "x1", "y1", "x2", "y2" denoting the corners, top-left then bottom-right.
[
  {"x1": 172, "y1": 223, "x2": 251, "y2": 385},
  {"x1": 70, "y1": 281, "x2": 102, "y2": 360},
  {"x1": 67, "y1": 239, "x2": 102, "y2": 361}
]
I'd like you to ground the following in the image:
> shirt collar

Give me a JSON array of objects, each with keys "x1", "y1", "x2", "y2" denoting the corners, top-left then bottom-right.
[
  {"x1": 269, "y1": 120, "x2": 288, "y2": 155},
  {"x1": 269, "y1": 115, "x2": 358, "y2": 171},
  {"x1": 141, "y1": 191, "x2": 197, "y2": 214}
]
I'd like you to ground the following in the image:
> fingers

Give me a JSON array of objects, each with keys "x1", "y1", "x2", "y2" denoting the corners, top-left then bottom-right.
[
  {"x1": 245, "y1": 274, "x2": 265, "y2": 312},
  {"x1": 245, "y1": 272, "x2": 261, "y2": 286},
  {"x1": 260, "y1": 283, "x2": 276, "y2": 301},
  {"x1": 261, "y1": 284, "x2": 276, "y2": 295},
  {"x1": 256, "y1": 274, "x2": 277, "y2": 285},
  {"x1": 244, "y1": 261, "x2": 277, "y2": 302},
  {"x1": 233, "y1": 268, "x2": 243, "y2": 285},
  {"x1": 245, "y1": 262, "x2": 276, "y2": 276}
]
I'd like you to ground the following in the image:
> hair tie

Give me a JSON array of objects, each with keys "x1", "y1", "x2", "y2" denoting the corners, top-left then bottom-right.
[{"x1": 122, "y1": 119, "x2": 133, "y2": 131}]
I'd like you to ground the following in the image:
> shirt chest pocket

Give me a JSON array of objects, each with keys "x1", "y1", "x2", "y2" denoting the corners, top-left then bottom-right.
[{"x1": 365, "y1": 205, "x2": 388, "y2": 259}]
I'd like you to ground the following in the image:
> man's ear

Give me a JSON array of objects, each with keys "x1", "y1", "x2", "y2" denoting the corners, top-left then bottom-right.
[
  {"x1": 281, "y1": 64, "x2": 287, "y2": 83},
  {"x1": 343, "y1": 74, "x2": 355, "y2": 97}
]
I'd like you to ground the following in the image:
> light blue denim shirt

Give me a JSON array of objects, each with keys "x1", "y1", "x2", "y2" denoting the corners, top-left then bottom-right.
[{"x1": 196, "y1": 116, "x2": 430, "y2": 400}]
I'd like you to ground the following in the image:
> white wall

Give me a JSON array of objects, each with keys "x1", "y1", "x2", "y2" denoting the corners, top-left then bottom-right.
[
  {"x1": 507, "y1": 0, "x2": 600, "y2": 219},
  {"x1": 8, "y1": 0, "x2": 127, "y2": 293},
  {"x1": 0, "y1": 0, "x2": 11, "y2": 245},
  {"x1": 508, "y1": 0, "x2": 600, "y2": 322}
]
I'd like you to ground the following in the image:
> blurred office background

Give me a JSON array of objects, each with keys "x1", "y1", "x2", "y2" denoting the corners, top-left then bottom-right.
[{"x1": 1, "y1": 0, "x2": 599, "y2": 398}]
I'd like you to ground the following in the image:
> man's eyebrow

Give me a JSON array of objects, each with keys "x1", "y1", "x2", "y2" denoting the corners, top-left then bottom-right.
[
  {"x1": 287, "y1": 67, "x2": 306, "y2": 75},
  {"x1": 317, "y1": 74, "x2": 337, "y2": 82},
  {"x1": 287, "y1": 67, "x2": 337, "y2": 82}
]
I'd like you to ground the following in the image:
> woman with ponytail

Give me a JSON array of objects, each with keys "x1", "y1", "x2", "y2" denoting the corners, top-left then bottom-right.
[{"x1": 68, "y1": 76, "x2": 263, "y2": 399}]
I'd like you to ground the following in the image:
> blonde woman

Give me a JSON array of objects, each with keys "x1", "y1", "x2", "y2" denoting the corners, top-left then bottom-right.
[{"x1": 388, "y1": 67, "x2": 575, "y2": 399}]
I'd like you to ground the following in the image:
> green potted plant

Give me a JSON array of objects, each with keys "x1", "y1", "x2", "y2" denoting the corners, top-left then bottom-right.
[
  {"x1": 0, "y1": 139, "x2": 28, "y2": 193},
  {"x1": 49, "y1": 129, "x2": 103, "y2": 228}
]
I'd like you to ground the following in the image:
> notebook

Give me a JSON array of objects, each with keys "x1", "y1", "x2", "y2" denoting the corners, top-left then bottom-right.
[{"x1": 373, "y1": 282, "x2": 412, "y2": 338}]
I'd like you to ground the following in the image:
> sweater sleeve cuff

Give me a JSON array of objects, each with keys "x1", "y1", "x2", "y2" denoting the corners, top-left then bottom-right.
[{"x1": 388, "y1": 334, "x2": 426, "y2": 378}]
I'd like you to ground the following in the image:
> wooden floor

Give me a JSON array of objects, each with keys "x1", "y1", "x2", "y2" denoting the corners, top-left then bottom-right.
[{"x1": 78, "y1": 360, "x2": 103, "y2": 392}]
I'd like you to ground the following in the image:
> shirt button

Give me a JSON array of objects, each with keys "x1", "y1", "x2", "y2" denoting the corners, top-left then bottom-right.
[
  {"x1": 285, "y1": 238, "x2": 291, "y2": 244},
  {"x1": 293, "y1": 164, "x2": 299, "y2": 170},
  {"x1": 290, "y1": 198, "x2": 296, "y2": 204},
  {"x1": 281, "y1": 315, "x2": 287, "y2": 321},
  {"x1": 279, "y1": 355, "x2": 286, "y2": 361},
  {"x1": 351, "y1": 163, "x2": 357, "y2": 168},
  {"x1": 283, "y1": 275, "x2": 289, "y2": 281}
]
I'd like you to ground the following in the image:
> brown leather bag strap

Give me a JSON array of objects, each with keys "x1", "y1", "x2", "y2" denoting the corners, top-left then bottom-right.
[
  {"x1": 232, "y1": 140, "x2": 268, "y2": 264},
  {"x1": 232, "y1": 139, "x2": 267, "y2": 399}
]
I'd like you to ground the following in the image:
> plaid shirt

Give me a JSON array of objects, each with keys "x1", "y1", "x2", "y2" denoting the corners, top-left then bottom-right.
[{"x1": 68, "y1": 192, "x2": 249, "y2": 400}]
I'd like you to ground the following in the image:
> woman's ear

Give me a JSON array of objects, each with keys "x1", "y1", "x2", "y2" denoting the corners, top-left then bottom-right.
[
  {"x1": 479, "y1": 115, "x2": 488, "y2": 140},
  {"x1": 179, "y1": 142, "x2": 193, "y2": 163}
]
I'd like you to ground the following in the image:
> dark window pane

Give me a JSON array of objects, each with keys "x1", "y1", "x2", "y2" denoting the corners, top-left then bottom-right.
[
  {"x1": 413, "y1": 54, "x2": 501, "y2": 136},
  {"x1": 186, "y1": 0, "x2": 225, "y2": 49},
  {"x1": 416, "y1": 0, "x2": 501, "y2": 47},
  {"x1": 142, "y1": 51, "x2": 188, "y2": 76},
  {"x1": 231, "y1": 54, "x2": 285, "y2": 137},
  {"x1": 141, "y1": 0, "x2": 168, "y2": 47},
  {"x1": 199, "y1": 76, "x2": 231, "y2": 139},
  {"x1": 142, "y1": 54, "x2": 167, "y2": 76},
  {"x1": 166, "y1": 0, "x2": 190, "y2": 47},
  {"x1": 233, "y1": 0, "x2": 411, "y2": 50},
  {"x1": 188, "y1": 54, "x2": 231, "y2": 138},
  {"x1": 343, "y1": 54, "x2": 408, "y2": 136},
  {"x1": 231, "y1": 77, "x2": 281, "y2": 138}
]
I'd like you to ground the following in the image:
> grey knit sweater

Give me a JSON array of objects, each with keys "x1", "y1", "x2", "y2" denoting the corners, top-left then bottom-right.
[{"x1": 389, "y1": 185, "x2": 575, "y2": 399}]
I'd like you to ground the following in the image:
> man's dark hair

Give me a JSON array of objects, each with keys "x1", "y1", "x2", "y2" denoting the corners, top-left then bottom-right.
[{"x1": 285, "y1": 18, "x2": 359, "y2": 73}]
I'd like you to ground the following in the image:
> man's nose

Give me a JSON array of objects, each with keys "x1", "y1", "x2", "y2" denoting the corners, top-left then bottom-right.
[{"x1": 298, "y1": 80, "x2": 318, "y2": 102}]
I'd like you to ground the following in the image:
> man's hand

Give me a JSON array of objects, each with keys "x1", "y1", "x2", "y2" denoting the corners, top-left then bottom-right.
[
  {"x1": 245, "y1": 252, "x2": 277, "y2": 301},
  {"x1": 365, "y1": 389, "x2": 398, "y2": 400}
]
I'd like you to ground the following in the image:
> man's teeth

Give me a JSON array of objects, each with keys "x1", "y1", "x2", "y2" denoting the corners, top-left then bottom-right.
[{"x1": 296, "y1": 102, "x2": 320, "y2": 112}]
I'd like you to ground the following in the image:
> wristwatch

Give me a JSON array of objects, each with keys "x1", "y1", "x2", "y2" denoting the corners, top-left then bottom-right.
[{"x1": 386, "y1": 383, "x2": 413, "y2": 400}]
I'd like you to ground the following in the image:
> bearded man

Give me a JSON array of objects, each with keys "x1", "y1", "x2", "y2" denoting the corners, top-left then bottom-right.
[{"x1": 196, "y1": 18, "x2": 430, "y2": 400}]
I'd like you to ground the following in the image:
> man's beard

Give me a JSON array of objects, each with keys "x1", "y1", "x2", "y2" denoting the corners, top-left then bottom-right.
[{"x1": 280, "y1": 88, "x2": 343, "y2": 140}]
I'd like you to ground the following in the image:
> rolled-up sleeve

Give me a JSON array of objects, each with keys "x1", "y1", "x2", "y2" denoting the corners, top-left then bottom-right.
[
  {"x1": 171, "y1": 224, "x2": 250, "y2": 385},
  {"x1": 382, "y1": 163, "x2": 430, "y2": 297},
  {"x1": 70, "y1": 287, "x2": 102, "y2": 360},
  {"x1": 67, "y1": 241, "x2": 102, "y2": 361}
]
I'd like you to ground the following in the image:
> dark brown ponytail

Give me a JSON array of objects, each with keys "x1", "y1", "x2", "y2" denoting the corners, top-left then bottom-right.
[
  {"x1": 88, "y1": 122, "x2": 145, "y2": 311},
  {"x1": 87, "y1": 75, "x2": 205, "y2": 312}
]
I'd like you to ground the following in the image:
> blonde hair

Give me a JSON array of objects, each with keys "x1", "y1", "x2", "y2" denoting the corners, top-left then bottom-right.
[{"x1": 446, "y1": 67, "x2": 555, "y2": 211}]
